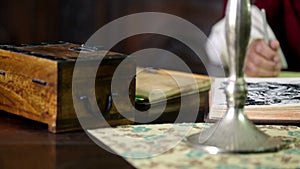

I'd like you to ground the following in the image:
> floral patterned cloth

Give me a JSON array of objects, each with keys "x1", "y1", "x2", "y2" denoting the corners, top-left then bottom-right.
[{"x1": 88, "y1": 123, "x2": 300, "y2": 169}]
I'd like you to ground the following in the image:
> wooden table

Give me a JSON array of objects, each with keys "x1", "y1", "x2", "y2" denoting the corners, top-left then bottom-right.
[
  {"x1": 0, "y1": 111, "x2": 135, "y2": 169},
  {"x1": 0, "y1": 89, "x2": 209, "y2": 169}
]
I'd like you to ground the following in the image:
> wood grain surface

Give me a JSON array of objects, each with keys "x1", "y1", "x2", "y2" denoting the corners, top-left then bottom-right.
[{"x1": 0, "y1": 42, "x2": 135, "y2": 133}]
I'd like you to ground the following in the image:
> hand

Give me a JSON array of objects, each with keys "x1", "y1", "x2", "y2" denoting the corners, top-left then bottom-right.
[{"x1": 244, "y1": 39, "x2": 282, "y2": 77}]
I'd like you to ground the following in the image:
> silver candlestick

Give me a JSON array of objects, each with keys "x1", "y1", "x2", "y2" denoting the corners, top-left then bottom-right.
[{"x1": 187, "y1": 0, "x2": 283, "y2": 153}]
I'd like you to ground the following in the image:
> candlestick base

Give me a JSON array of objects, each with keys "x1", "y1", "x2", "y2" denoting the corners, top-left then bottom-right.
[{"x1": 187, "y1": 108, "x2": 284, "y2": 154}]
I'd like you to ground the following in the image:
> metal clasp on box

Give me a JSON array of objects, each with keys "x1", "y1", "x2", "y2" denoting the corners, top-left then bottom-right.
[
  {"x1": 79, "y1": 94, "x2": 112, "y2": 117},
  {"x1": 0, "y1": 70, "x2": 5, "y2": 76}
]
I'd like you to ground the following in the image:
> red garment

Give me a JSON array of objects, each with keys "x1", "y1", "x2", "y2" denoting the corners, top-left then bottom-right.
[{"x1": 224, "y1": 0, "x2": 300, "y2": 71}]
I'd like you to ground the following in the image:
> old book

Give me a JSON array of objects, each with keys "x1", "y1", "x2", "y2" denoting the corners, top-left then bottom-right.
[
  {"x1": 135, "y1": 67, "x2": 211, "y2": 122},
  {"x1": 136, "y1": 67, "x2": 211, "y2": 103},
  {"x1": 0, "y1": 42, "x2": 135, "y2": 133},
  {"x1": 208, "y1": 77, "x2": 300, "y2": 124}
]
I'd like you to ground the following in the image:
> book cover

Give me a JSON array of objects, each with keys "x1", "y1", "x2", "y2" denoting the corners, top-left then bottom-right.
[{"x1": 136, "y1": 67, "x2": 211, "y2": 105}]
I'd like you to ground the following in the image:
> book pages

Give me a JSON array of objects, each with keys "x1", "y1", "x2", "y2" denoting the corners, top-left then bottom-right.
[{"x1": 209, "y1": 78, "x2": 300, "y2": 122}]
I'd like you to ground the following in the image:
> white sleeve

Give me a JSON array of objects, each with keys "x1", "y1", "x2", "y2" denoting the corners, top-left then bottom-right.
[{"x1": 205, "y1": 18, "x2": 227, "y2": 68}]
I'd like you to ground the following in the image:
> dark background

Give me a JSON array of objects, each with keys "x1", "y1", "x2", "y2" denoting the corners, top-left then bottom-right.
[
  {"x1": 0, "y1": 0, "x2": 223, "y2": 49},
  {"x1": 0, "y1": 0, "x2": 224, "y2": 74}
]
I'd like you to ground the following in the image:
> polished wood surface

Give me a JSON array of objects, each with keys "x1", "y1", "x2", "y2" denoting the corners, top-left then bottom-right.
[{"x1": 0, "y1": 111, "x2": 134, "y2": 169}]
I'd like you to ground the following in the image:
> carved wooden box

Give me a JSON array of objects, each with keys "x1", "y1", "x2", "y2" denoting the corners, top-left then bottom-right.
[{"x1": 0, "y1": 42, "x2": 135, "y2": 133}]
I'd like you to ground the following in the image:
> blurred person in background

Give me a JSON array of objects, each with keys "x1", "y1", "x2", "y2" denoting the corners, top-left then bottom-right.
[{"x1": 206, "y1": 0, "x2": 300, "y2": 77}]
